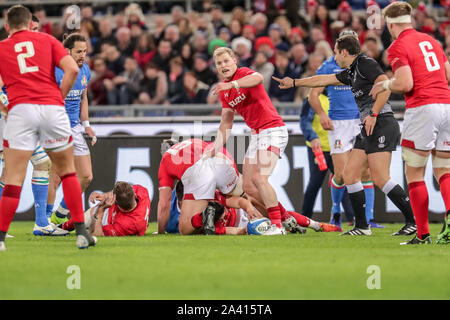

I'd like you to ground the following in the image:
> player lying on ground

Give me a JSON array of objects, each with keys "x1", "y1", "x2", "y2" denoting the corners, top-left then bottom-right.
[
  {"x1": 59, "y1": 181, "x2": 150, "y2": 237},
  {"x1": 370, "y1": 1, "x2": 450, "y2": 245},
  {"x1": 166, "y1": 179, "x2": 342, "y2": 235},
  {"x1": 273, "y1": 35, "x2": 416, "y2": 237}
]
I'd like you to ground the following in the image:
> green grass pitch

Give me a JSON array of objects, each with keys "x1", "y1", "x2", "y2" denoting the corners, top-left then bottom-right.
[{"x1": 0, "y1": 221, "x2": 448, "y2": 300}]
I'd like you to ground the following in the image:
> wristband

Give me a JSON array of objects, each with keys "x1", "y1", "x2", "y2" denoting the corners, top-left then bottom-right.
[
  {"x1": 370, "y1": 110, "x2": 378, "y2": 117},
  {"x1": 382, "y1": 79, "x2": 392, "y2": 91},
  {"x1": 231, "y1": 80, "x2": 239, "y2": 89},
  {"x1": 82, "y1": 120, "x2": 90, "y2": 128}
]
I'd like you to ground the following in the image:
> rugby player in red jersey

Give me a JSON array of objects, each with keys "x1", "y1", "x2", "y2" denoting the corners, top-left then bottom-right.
[
  {"x1": 157, "y1": 138, "x2": 242, "y2": 235},
  {"x1": 63, "y1": 182, "x2": 150, "y2": 237},
  {"x1": 208, "y1": 47, "x2": 291, "y2": 235},
  {"x1": 0, "y1": 5, "x2": 95, "y2": 250},
  {"x1": 371, "y1": 2, "x2": 450, "y2": 245}
]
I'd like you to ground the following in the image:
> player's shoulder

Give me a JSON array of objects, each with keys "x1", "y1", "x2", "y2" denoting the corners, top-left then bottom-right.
[
  {"x1": 235, "y1": 66, "x2": 255, "y2": 78},
  {"x1": 133, "y1": 184, "x2": 150, "y2": 198}
]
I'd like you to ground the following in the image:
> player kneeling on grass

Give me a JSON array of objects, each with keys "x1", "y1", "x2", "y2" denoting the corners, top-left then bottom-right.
[{"x1": 59, "y1": 181, "x2": 150, "y2": 237}]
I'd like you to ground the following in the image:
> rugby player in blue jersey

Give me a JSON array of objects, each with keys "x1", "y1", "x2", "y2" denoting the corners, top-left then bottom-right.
[
  {"x1": 307, "y1": 30, "x2": 381, "y2": 228},
  {"x1": 49, "y1": 33, "x2": 97, "y2": 225}
]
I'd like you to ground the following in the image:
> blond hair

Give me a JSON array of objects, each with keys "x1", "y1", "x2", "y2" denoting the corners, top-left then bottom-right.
[
  {"x1": 213, "y1": 47, "x2": 236, "y2": 61},
  {"x1": 382, "y1": 1, "x2": 412, "y2": 20}
]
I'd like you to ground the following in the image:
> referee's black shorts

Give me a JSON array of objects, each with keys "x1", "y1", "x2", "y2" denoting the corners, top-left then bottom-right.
[{"x1": 353, "y1": 113, "x2": 400, "y2": 154}]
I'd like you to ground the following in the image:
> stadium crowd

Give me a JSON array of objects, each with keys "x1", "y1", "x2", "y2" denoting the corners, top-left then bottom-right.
[{"x1": 1, "y1": 0, "x2": 449, "y2": 115}]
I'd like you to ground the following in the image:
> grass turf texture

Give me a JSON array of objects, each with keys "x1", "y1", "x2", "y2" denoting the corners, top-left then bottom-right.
[{"x1": 0, "y1": 221, "x2": 448, "y2": 300}]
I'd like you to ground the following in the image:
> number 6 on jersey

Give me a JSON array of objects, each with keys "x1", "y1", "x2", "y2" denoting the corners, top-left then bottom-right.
[{"x1": 15, "y1": 41, "x2": 39, "y2": 74}]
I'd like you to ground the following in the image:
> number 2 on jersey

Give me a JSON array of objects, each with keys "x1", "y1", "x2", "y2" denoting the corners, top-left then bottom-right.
[
  {"x1": 419, "y1": 41, "x2": 440, "y2": 72},
  {"x1": 14, "y1": 41, "x2": 39, "y2": 74}
]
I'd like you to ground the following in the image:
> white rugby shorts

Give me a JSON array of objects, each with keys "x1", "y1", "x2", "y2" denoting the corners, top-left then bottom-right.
[
  {"x1": 3, "y1": 104, "x2": 72, "y2": 152},
  {"x1": 181, "y1": 156, "x2": 239, "y2": 200},
  {"x1": 401, "y1": 104, "x2": 450, "y2": 151},
  {"x1": 246, "y1": 126, "x2": 289, "y2": 159},
  {"x1": 328, "y1": 118, "x2": 360, "y2": 154},
  {"x1": 72, "y1": 123, "x2": 90, "y2": 156}
]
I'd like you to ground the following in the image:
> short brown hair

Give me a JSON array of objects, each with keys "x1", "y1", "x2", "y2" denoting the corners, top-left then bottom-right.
[
  {"x1": 382, "y1": 1, "x2": 412, "y2": 20},
  {"x1": 336, "y1": 35, "x2": 360, "y2": 56},
  {"x1": 113, "y1": 181, "x2": 135, "y2": 211},
  {"x1": 7, "y1": 5, "x2": 32, "y2": 30}
]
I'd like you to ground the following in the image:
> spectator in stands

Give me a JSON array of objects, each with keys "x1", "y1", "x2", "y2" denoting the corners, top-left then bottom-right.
[
  {"x1": 229, "y1": 19, "x2": 243, "y2": 41},
  {"x1": 133, "y1": 32, "x2": 156, "y2": 71},
  {"x1": 105, "y1": 43, "x2": 126, "y2": 75},
  {"x1": 51, "y1": 22, "x2": 64, "y2": 42},
  {"x1": 210, "y1": 4, "x2": 227, "y2": 35},
  {"x1": 152, "y1": 16, "x2": 167, "y2": 44},
  {"x1": 312, "y1": 3, "x2": 333, "y2": 46},
  {"x1": 242, "y1": 24, "x2": 256, "y2": 42},
  {"x1": 336, "y1": 1, "x2": 352, "y2": 28},
  {"x1": 105, "y1": 56, "x2": 143, "y2": 105},
  {"x1": 165, "y1": 56, "x2": 186, "y2": 104},
  {"x1": 254, "y1": 36, "x2": 277, "y2": 64},
  {"x1": 191, "y1": 31, "x2": 209, "y2": 57},
  {"x1": 269, "y1": 50, "x2": 297, "y2": 103},
  {"x1": 94, "y1": 18, "x2": 117, "y2": 55},
  {"x1": 362, "y1": 36, "x2": 384, "y2": 68},
  {"x1": 114, "y1": 12, "x2": 127, "y2": 32},
  {"x1": 89, "y1": 56, "x2": 116, "y2": 106},
  {"x1": 180, "y1": 43, "x2": 194, "y2": 70},
  {"x1": 289, "y1": 42, "x2": 308, "y2": 75},
  {"x1": 33, "y1": 5, "x2": 51, "y2": 34},
  {"x1": 268, "y1": 23, "x2": 290, "y2": 52},
  {"x1": 251, "y1": 51, "x2": 274, "y2": 92},
  {"x1": 195, "y1": 14, "x2": 215, "y2": 39},
  {"x1": 80, "y1": 19, "x2": 95, "y2": 55},
  {"x1": 125, "y1": 3, "x2": 147, "y2": 30},
  {"x1": 231, "y1": 36, "x2": 253, "y2": 68},
  {"x1": 182, "y1": 72, "x2": 210, "y2": 108},
  {"x1": 305, "y1": 0, "x2": 319, "y2": 23},
  {"x1": 208, "y1": 38, "x2": 227, "y2": 57},
  {"x1": 152, "y1": 39, "x2": 174, "y2": 76},
  {"x1": 313, "y1": 40, "x2": 334, "y2": 60},
  {"x1": 413, "y1": 1, "x2": 429, "y2": 31},
  {"x1": 193, "y1": 53, "x2": 217, "y2": 86},
  {"x1": 351, "y1": 16, "x2": 367, "y2": 44},
  {"x1": 170, "y1": 5, "x2": 185, "y2": 26},
  {"x1": 80, "y1": 4, "x2": 99, "y2": 37},
  {"x1": 178, "y1": 17, "x2": 194, "y2": 43},
  {"x1": 138, "y1": 63, "x2": 168, "y2": 105},
  {"x1": 164, "y1": 25, "x2": 183, "y2": 55},
  {"x1": 218, "y1": 27, "x2": 232, "y2": 45},
  {"x1": 274, "y1": 15, "x2": 292, "y2": 40},
  {"x1": 288, "y1": 27, "x2": 303, "y2": 46},
  {"x1": 230, "y1": 6, "x2": 248, "y2": 27},
  {"x1": 306, "y1": 25, "x2": 326, "y2": 53},
  {"x1": 116, "y1": 27, "x2": 134, "y2": 57},
  {"x1": 251, "y1": 12, "x2": 269, "y2": 38},
  {"x1": 295, "y1": 52, "x2": 325, "y2": 103}
]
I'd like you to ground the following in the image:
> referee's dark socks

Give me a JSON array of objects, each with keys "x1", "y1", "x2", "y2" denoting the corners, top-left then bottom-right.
[
  {"x1": 382, "y1": 179, "x2": 416, "y2": 224},
  {"x1": 346, "y1": 182, "x2": 369, "y2": 229}
]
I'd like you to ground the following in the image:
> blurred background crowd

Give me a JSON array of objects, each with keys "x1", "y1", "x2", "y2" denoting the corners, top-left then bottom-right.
[{"x1": 1, "y1": 0, "x2": 449, "y2": 115}]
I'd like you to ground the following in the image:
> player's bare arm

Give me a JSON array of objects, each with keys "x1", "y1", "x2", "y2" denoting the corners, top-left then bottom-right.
[
  {"x1": 58, "y1": 55, "x2": 79, "y2": 99},
  {"x1": 212, "y1": 72, "x2": 264, "y2": 95},
  {"x1": 364, "y1": 74, "x2": 391, "y2": 136},
  {"x1": 90, "y1": 206, "x2": 105, "y2": 237},
  {"x1": 80, "y1": 89, "x2": 96, "y2": 146},
  {"x1": 0, "y1": 75, "x2": 6, "y2": 116},
  {"x1": 157, "y1": 187, "x2": 172, "y2": 234},
  {"x1": 445, "y1": 61, "x2": 450, "y2": 84},
  {"x1": 208, "y1": 108, "x2": 234, "y2": 158},
  {"x1": 272, "y1": 74, "x2": 343, "y2": 89},
  {"x1": 224, "y1": 196, "x2": 263, "y2": 219},
  {"x1": 370, "y1": 66, "x2": 414, "y2": 98},
  {"x1": 309, "y1": 86, "x2": 334, "y2": 130}
]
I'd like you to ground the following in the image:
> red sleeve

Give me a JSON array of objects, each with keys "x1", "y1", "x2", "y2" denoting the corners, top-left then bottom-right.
[
  {"x1": 49, "y1": 35, "x2": 69, "y2": 67},
  {"x1": 102, "y1": 218, "x2": 135, "y2": 236},
  {"x1": 158, "y1": 158, "x2": 174, "y2": 188},
  {"x1": 387, "y1": 41, "x2": 409, "y2": 72}
]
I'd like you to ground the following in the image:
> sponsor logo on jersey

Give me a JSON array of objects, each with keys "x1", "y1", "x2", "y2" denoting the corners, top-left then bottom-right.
[{"x1": 228, "y1": 93, "x2": 247, "y2": 108}]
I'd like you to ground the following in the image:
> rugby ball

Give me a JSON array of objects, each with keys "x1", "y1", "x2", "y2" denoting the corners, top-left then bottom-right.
[{"x1": 247, "y1": 218, "x2": 271, "y2": 235}]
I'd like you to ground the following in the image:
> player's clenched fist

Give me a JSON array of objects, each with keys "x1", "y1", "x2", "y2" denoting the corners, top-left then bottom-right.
[{"x1": 272, "y1": 76, "x2": 295, "y2": 89}]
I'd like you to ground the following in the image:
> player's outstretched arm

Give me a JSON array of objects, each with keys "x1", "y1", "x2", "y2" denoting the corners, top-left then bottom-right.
[
  {"x1": 58, "y1": 55, "x2": 79, "y2": 99},
  {"x1": 272, "y1": 74, "x2": 342, "y2": 89},
  {"x1": 212, "y1": 72, "x2": 264, "y2": 95},
  {"x1": 157, "y1": 187, "x2": 172, "y2": 234}
]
